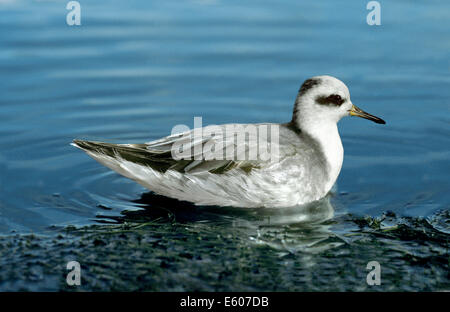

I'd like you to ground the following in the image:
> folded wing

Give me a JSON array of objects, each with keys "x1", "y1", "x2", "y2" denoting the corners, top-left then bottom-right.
[{"x1": 72, "y1": 124, "x2": 279, "y2": 175}]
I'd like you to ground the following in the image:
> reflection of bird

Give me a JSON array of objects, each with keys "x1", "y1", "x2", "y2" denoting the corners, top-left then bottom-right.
[{"x1": 73, "y1": 75, "x2": 385, "y2": 208}]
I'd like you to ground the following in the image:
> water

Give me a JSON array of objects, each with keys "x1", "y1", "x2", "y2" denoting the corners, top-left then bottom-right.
[{"x1": 0, "y1": 0, "x2": 449, "y2": 291}]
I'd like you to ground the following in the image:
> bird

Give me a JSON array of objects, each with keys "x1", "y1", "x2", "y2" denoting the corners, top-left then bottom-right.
[{"x1": 72, "y1": 75, "x2": 385, "y2": 208}]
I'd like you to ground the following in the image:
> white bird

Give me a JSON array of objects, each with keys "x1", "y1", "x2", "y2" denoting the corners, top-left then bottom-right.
[{"x1": 72, "y1": 75, "x2": 385, "y2": 208}]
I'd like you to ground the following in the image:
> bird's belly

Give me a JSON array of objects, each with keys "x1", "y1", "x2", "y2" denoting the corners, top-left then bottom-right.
[
  {"x1": 103, "y1": 152, "x2": 332, "y2": 208},
  {"x1": 137, "y1": 159, "x2": 331, "y2": 208},
  {"x1": 250, "y1": 158, "x2": 330, "y2": 207}
]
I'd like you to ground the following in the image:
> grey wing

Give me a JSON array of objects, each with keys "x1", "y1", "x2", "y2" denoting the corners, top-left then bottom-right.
[{"x1": 73, "y1": 124, "x2": 264, "y2": 174}]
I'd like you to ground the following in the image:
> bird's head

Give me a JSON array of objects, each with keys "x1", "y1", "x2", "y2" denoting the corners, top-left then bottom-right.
[{"x1": 292, "y1": 75, "x2": 385, "y2": 129}]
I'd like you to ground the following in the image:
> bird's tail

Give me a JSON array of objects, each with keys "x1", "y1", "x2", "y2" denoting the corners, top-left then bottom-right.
[{"x1": 71, "y1": 139, "x2": 181, "y2": 173}]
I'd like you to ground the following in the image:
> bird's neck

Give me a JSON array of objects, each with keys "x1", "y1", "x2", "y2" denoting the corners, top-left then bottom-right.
[{"x1": 299, "y1": 120, "x2": 344, "y2": 190}]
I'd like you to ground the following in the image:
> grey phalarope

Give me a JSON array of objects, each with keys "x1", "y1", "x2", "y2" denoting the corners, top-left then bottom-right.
[{"x1": 72, "y1": 75, "x2": 385, "y2": 208}]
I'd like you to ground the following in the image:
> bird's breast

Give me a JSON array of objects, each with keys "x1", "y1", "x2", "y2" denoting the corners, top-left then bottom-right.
[
  {"x1": 297, "y1": 123, "x2": 344, "y2": 194},
  {"x1": 320, "y1": 134, "x2": 344, "y2": 192}
]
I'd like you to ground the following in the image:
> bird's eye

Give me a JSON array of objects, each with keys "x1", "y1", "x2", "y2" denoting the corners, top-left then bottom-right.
[{"x1": 316, "y1": 94, "x2": 345, "y2": 106}]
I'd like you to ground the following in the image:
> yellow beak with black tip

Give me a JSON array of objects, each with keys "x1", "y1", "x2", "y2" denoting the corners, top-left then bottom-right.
[{"x1": 349, "y1": 104, "x2": 386, "y2": 124}]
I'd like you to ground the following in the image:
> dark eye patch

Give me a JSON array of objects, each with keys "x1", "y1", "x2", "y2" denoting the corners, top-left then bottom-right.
[{"x1": 316, "y1": 94, "x2": 345, "y2": 106}]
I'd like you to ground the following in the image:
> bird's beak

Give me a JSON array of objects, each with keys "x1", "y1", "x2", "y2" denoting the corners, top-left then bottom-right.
[{"x1": 349, "y1": 104, "x2": 386, "y2": 124}]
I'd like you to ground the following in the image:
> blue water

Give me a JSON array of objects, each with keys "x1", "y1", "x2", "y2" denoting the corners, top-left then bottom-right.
[{"x1": 0, "y1": 0, "x2": 448, "y2": 291}]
